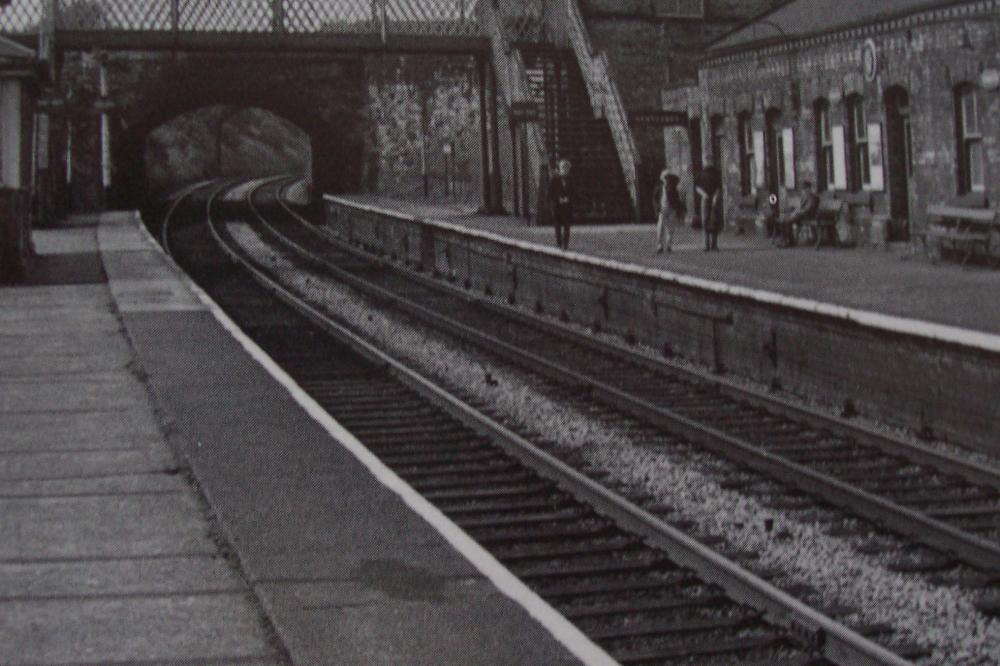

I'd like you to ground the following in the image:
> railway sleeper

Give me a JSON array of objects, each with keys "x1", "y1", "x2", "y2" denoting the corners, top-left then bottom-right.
[
  {"x1": 512, "y1": 556, "x2": 678, "y2": 582},
  {"x1": 611, "y1": 633, "x2": 790, "y2": 664},
  {"x1": 583, "y1": 610, "x2": 765, "y2": 642},
  {"x1": 492, "y1": 536, "x2": 644, "y2": 563},
  {"x1": 471, "y1": 521, "x2": 618, "y2": 546},
  {"x1": 560, "y1": 592, "x2": 733, "y2": 621},
  {"x1": 451, "y1": 508, "x2": 589, "y2": 529},
  {"x1": 418, "y1": 482, "x2": 551, "y2": 502},
  {"x1": 394, "y1": 461, "x2": 523, "y2": 480},
  {"x1": 436, "y1": 495, "x2": 577, "y2": 517},
  {"x1": 371, "y1": 448, "x2": 504, "y2": 466},
  {"x1": 536, "y1": 572, "x2": 708, "y2": 603},
  {"x1": 404, "y1": 470, "x2": 537, "y2": 491}
]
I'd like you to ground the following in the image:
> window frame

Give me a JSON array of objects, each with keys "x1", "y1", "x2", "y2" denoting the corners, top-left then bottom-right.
[
  {"x1": 814, "y1": 99, "x2": 834, "y2": 191},
  {"x1": 846, "y1": 95, "x2": 871, "y2": 191},
  {"x1": 956, "y1": 85, "x2": 985, "y2": 193},
  {"x1": 737, "y1": 111, "x2": 754, "y2": 196}
]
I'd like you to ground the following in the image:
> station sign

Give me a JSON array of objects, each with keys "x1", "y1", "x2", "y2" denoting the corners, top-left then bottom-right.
[
  {"x1": 630, "y1": 109, "x2": 688, "y2": 127},
  {"x1": 509, "y1": 101, "x2": 539, "y2": 122}
]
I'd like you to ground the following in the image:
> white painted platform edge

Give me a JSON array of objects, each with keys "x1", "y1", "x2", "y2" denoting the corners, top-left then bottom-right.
[
  {"x1": 111, "y1": 210, "x2": 619, "y2": 666},
  {"x1": 326, "y1": 194, "x2": 1000, "y2": 356}
]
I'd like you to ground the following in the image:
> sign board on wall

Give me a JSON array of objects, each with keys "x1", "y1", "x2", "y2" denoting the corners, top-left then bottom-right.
[
  {"x1": 831, "y1": 126, "x2": 848, "y2": 190},
  {"x1": 781, "y1": 127, "x2": 796, "y2": 189},
  {"x1": 865, "y1": 122, "x2": 885, "y2": 191},
  {"x1": 752, "y1": 130, "x2": 766, "y2": 189},
  {"x1": 0, "y1": 80, "x2": 22, "y2": 187},
  {"x1": 630, "y1": 109, "x2": 689, "y2": 127}
]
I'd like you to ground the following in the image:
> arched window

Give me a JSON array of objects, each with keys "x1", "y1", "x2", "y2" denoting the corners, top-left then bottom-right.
[
  {"x1": 814, "y1": 98, "x2": 834, "y2": 191},
  {"x1": 737, "y1": 111, "x2": 754, "y2": 195},
  {"x1": 956, "y1": 84, "x2": 984, "y2": 193},
  {"x1": 845, "y1": 95, "x2": 870, "y2": 191}
]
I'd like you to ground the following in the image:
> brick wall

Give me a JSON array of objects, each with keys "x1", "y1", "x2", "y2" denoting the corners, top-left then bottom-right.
[{"x1": 692, "y1": 10, "x2": 1000, "y2": 239}]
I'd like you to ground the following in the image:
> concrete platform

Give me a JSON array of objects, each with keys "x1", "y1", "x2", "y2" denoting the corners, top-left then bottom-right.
[
  {"x1": 0, "y1": 213, "x2": 583, "y2": 664},
  {"x1": 0, "y1": 225, "x2": 281, "y2": 665},
  {"x1": 339, "y1": 195, "x2": 1000, "y2": 335}
]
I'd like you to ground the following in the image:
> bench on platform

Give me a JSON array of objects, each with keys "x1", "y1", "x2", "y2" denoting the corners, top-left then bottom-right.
[
  {"x1": 731, "y1": 194, "x2": 759, "y2": 234},
  {"x1": 921, "y1": 194, "x2": 997, "y2": 265},
  {"x1": 800, "y1": 196, "x2": 846, "y2": 249}
]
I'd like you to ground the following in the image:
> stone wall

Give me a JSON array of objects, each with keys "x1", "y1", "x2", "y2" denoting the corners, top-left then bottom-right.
[
  {"x1": 325, "y1": 195, "x2": 1000, "y2": 454},
  {"x1": 362, "y1": 55, "x2": 485, "y2": 206}
]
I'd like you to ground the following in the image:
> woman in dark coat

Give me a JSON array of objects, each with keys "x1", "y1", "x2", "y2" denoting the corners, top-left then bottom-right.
[{"x1": 548, "y1": 159, "x2": 574, "y2": 250}]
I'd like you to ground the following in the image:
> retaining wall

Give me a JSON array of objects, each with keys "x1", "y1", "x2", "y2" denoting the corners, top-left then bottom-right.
[{"x1": 325, "y1": 195, "x2": 1000, "y2": 455}]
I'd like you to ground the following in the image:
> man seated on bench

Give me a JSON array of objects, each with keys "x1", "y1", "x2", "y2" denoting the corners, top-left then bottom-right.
[{"x1": 777, "y1": 181, "x2": 819, "y2": 248}]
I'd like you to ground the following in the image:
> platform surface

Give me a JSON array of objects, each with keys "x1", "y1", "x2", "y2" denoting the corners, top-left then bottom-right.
[
  {"x1": 0, "y1": 213, "x2": 580, "y2": 665},
  {"x1": 0, "y1": 223, "x2": 282, "y2": 665},
  {"x1": 339, "y1": 195, "x2": 1000, "y2": 335}
]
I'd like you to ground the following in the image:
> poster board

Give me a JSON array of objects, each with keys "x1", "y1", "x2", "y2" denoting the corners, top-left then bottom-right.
[
  {"x1": 752, "y1": 130, "x2": 766, "y2": 189},
  {"x1": 781, "y1": 127, "x2": 796, "y2": 189},
  {"x1": 864, "y1": 122, "x2": 885, "y2": 191},
  {"x1": 831, "y1": 125, "x2": 847, "y2": 190}
]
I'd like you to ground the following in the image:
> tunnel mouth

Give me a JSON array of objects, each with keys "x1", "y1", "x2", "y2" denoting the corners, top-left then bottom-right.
[{"x1": 141, "y1": 105, "x2": 313, "y2": 202}]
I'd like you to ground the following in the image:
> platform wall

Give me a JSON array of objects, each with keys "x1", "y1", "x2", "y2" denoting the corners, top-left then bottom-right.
[{"x1": 325, "y1": 197, "x2": 1000, "y2": 454}]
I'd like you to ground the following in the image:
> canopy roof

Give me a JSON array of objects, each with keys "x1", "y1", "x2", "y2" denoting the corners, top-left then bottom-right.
[{"x1": 711, "y1": 0, "x2": 955, "y2": 53}]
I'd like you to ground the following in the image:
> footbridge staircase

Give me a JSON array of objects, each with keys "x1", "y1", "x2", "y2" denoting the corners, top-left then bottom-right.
[{"x1": 0, "y1": 0, "x2": 642, "y2": 223}]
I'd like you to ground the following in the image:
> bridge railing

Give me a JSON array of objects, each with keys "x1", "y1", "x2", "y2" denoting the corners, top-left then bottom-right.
[
  {"x1": 0, "y1": 0, "x2": 484, "y2": 36},
  {"x1": 564, "y1": 0, "x2": 640, "y2": 220},
  {"x1": 478, "y1": 0, "x2": 545, "y2": 216}
]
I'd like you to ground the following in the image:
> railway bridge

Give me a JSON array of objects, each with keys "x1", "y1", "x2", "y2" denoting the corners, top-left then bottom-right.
[
  {"x1": 1, "y1": 0, "x2": 721, "y2": 224},
  {"x1": 0, "y1": 0, "x2": 516, "y2": 214}
]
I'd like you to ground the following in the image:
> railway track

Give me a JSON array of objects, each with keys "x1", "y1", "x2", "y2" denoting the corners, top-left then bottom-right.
[
  {"x1": 161, "y1": 181, "x2": 909, "y2": 665},
  {"x1": 244, "y1": 180, "x2": 1000, "y2": 580}
]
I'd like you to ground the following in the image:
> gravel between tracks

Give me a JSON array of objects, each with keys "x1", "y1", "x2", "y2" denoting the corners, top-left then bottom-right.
[{"x1": 228, "y1": 222, "x2": 1000, "y2": 665}]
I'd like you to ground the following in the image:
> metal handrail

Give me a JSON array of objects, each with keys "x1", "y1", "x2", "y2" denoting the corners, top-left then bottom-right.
[
  {"x1": 478, "y1": 0, "x2": 545, "y2": 214},
  {"x1": 564, "y1": 0, "x2": 640, "y2": 213}
]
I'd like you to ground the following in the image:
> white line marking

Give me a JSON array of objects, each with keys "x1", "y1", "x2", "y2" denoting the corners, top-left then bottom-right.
[{"x1": 122, "y1": 210, "x2": 620, "y2": 666}]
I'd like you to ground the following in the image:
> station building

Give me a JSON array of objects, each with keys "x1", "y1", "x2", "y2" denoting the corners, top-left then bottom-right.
[
  {"x1": 0, "y1": 34, "x2": 37, "y2": 279},
  {"x1": 664, "y1": 0, "x2": 1000, "y2": 242}
]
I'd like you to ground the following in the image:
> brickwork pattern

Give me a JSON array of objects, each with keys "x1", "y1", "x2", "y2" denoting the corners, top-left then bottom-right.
[{"x1": 698, "y1": 11, "x2": 1000, "y2": 236}]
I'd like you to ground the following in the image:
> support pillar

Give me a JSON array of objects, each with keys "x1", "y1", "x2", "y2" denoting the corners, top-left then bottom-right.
[
  {"x1": 478, "y1": 56, "x2": 492, "y2": 213},
  {"x1": 487, "y1": 60, "x2": 504, "y2": 214}
]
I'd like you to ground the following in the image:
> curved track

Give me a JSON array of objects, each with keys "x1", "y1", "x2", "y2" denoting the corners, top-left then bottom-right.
[
  {"x1": 246, "y1": 181, "x2": 1000, "y2": 578},
  {"x1": 160, "y1": 180, "x2": 911, "y2": 665}
]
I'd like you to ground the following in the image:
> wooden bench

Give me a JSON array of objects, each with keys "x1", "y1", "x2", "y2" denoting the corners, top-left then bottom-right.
[
  {"x1": 923, "y1": 202, "x2": 998, "y2": 265},
  {"x1": 794, "y1": 196, "x2": 845, "y2": 249},
  {"x1": 730, "y1": 194, "x2": 760, "y2": 235}
]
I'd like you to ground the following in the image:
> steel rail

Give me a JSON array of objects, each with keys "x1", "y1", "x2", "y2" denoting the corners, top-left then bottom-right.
[
  {"x1": 283, "y1": 192, "x2": 1000, "y2": 493},
  {"x1": 214, "y1": 179, "x2": 914, "y2": 666},
  {"x1": 264, "y1": 184, "x2": 1000, "y2": 574}
]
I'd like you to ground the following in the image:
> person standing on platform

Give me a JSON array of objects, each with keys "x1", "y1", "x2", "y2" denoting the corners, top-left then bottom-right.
[
  {"x1": 695, "y1": 162, "x2": 722, "y2": 251},
  {"x1": 653, "y1": 171, "x2": 686, "y2": 254},
  {"x1": 548, "y1": 159, "x2": 574, "y2": 250}
]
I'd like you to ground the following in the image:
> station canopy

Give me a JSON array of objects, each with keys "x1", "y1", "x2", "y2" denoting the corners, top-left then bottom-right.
[{"x1": 711, "y1": 0, "x2": 954, "y2": 52}]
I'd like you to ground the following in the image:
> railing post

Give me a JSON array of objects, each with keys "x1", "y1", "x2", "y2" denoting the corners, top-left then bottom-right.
[
  {"x1": 170, "y1": 0, "x2": 179, "y2": 33},
  {"x1": 271, "y1": 0, "x2": 285, "y2": 33},
  {"x1": 478, "y1": 55, "x2": 493, "y2": 213}
]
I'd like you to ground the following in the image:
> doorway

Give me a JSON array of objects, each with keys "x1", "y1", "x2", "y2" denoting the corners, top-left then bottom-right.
[
  {"x1": 688, "y1": 117, "x2": 703, "y2": 227},
  {"x1": 885, "y1": 86, "x2": 911, "y2": 237},
  {"x1": 764, "y1": 108, "x2": 783, "y2": 200}
]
